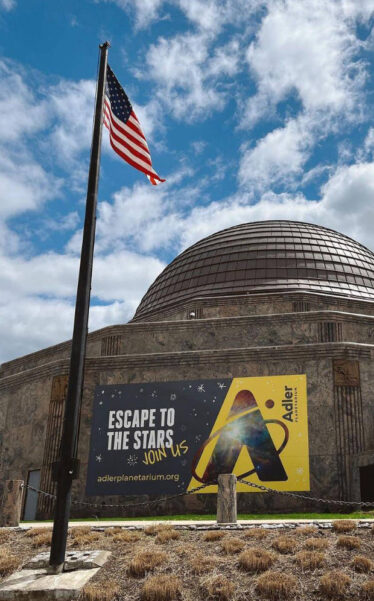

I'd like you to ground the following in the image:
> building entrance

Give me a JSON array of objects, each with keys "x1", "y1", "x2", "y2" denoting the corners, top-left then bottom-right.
[{"x1": 360, "y1": 464, "x2": 374, "y2": 502}]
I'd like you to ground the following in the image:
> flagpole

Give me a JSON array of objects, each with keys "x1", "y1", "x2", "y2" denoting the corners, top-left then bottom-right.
[{"x1": 49, "y1": 41, "x2": 110, "y2": 573}]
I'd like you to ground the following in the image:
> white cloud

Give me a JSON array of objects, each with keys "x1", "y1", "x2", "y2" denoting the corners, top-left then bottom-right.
[
  {"x1": 0, "y1": 61, "x2": 47, "y2": 143},
  {"x1": 0, "y1": 246, "x2": 165, "y2": 362},
  {"x1": 342, "y1": 0, "x2": 374, "y2": 21},
  {"x1": 47, "y1": 79, "x2": 96, "y2": 168},
  {"x1": 238, "y1": 114, "x2": 316, "y2": 190},
  {"x1": 245, "y1": 0, "x2": 366, "y2": 126},
  {"x1": 145, "y1": 31, "x2": 241, "y2": 119},
  {"x1": 0, "y1": 0, "x2": 16, "y2": 11},
  {"x1": 99, "y1": 0, "x2": 164, "y2": 28},
  {"x1": 0, "y1": 152, "x2": 62, "y2": 218}
]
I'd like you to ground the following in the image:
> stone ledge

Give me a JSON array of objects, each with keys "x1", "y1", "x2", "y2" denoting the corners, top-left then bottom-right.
[{"x1": 1, "y1": 342, "x2": 373, "y2": 390}]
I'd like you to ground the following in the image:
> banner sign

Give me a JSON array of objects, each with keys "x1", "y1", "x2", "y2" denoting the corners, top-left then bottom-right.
[{"x1": 86, "y1": 375, "x2": 309, "y2": 496}]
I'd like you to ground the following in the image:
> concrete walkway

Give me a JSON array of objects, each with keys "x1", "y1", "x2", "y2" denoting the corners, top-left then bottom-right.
[{"x1": 19, "y1": 518, "x2": 374, "y2": 529}]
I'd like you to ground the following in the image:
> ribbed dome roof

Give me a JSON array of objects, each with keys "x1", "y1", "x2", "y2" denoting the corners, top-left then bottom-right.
[{"x1": 134, "y1": 220, "x2": 374, "y2": 321}]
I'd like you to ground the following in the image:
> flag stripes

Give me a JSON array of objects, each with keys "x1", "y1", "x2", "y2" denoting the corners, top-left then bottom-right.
[{"x1": 104, "y1": 65, "x2": 165, "y2": 186}]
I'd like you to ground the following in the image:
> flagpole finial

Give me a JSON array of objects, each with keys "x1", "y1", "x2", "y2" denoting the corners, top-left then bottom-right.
[{"x1": 100, "y1": 41, "x2": 111, "y2": 49}]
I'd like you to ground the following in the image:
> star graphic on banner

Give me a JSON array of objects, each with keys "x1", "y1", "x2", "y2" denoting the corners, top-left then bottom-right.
[
  {"x1": 217, "y1": 382, "x2": 226, "y2": 389},
  {"x1": 197, "y1": 384, "x2": 205, "y2": 393},
  {"x1": 96, "y1": 455, "x2": 102, "y2": 462}
]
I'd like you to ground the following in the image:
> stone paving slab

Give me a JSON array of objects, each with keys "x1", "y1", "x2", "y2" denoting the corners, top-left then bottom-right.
[
  {"x1": 24, "y1": 550, "x2": 110, "y2": 571},
  {"x1": 0, "y1": 567, "x2": 100, "y2": 600}
]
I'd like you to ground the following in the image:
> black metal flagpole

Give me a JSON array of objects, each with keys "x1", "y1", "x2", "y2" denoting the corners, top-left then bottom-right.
[{"x1": 49, "y1": 41, "x2": 110, "y2": 573}]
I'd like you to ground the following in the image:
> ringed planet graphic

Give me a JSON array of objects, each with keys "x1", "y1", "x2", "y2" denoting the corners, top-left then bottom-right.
[{"x1": 191, "y1": 389, "x2": 289, "y2": 483}]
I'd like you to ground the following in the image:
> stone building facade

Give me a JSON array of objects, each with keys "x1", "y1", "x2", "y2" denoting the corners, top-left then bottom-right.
[{"x1": 0, "y1": 220, "x2": 374, "y2": 519}]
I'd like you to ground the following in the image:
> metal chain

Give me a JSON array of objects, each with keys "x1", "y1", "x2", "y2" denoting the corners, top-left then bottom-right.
[
  {"x1": 25, "y1": 478, "x2": 374, "y2": 511},
  {"x1": 25, "y1": 481, "x2": 215, "y2": 510},
  {"x1": 237, "y1": 476, "x2": 374, "y2": 508}
]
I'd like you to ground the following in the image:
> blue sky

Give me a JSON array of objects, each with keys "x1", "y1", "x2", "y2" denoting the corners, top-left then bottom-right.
[{"x1": 1, "y1": 0, "x2": 374, "y2": 362}]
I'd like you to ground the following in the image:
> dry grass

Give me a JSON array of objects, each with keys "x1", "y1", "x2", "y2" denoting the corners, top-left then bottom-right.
[
  {"x1": 144, "y1": 524, "x2": 173, "y2": 537},
  {"x1": 336, "y1": 535, "x2": 361, "y2": 550},
  {"x1": 319, "y1": 570, "x2": 351, "y2": 598},
  {"x1": 295, "y1": 551, "x2": 325, "y2": 570},
  {"x1": 82, "y1": 582, "x2": 120, "y2": 601},
  {"x1": 362, "y1": 580, "x2": 374, "y2": 600},
  {"x1": 112, "y1": 531, "x2": 141, "y2": 544},
  {"x1": 141, "y1": 575, "x2": 181, "y2": 601},
  {"x1": 155, "y1": 529, "x2": 180, "y2": 544},
  {"x1": 295, "y1": 525, "x2": 317, "y2": 536},
  {"x1": 238, "y1": 547, "x2": 276, "y2": 573},
  {"x1": 128, "y1": 549, "x2": 167, "y2": 577},
  {"x1": 221, "y1": 536, "x2": 245, "y2": 555},
  {"x1": 332, "y1": 519, "x2": 357, "y2": 533},
  {"x1": 69, "y1": 526, "x2": 92, "y2": 537},
  {"x1": 243, "y1": 528, "x2": 267, "y2": 540},
  {"x1": 0, "y1": 530, "x2": 12, "y2": 545},
  {"x1": 0, "y1": 547, "x2": 20, "y2": 577},
  {"x1": 272, "y1": 535, "x2": 298, "y2": 554},
  {"x1": 70, "y1": 532, "x2": 101, "y2": 548},
  {"x1": 189, "y1": 554, "x2": 219, "y2": 575},
  {"x1": 203, "y1": 530, "x2": 225, "y2": 542},
  {"x1": 304, "y1": 537, "x2": 329, "y2": 550},
  {"x1": 351, "y1": 555, "x2": 373, "y2": 573},
  {"x1": 25, "y1": 527, "x2": 51, "y2": 538},
  {"x1": 256, "y1": 571, "x2": 297, "y2": 600},
  {"x1": 104, "y1": 527, "x2": 123, "y2": 537},
  {"x1": 30, "y1": 531, "x2": 52, "y2": 548},
  {"x1": 200, "y1": 574, "x2": 235, "y2": 601}
]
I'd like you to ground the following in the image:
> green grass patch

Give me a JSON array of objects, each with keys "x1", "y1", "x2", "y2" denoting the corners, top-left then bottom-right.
[{"x1": 21, "y1": 511, "x2": 374, "y2": 524}]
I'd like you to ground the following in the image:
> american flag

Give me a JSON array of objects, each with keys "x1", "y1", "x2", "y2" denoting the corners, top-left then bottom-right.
[{"x1": 103, "y1": 65, "x2": 165, "y2": 186}]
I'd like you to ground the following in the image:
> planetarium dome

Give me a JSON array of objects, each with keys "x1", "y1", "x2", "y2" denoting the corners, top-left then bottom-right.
[{"x1": 133, "y1": 220, "x2": 374, "y2": 321}]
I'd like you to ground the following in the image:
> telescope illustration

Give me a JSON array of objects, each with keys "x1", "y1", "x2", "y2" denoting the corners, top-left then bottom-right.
[{"x1": 191, "y1": 389, "x2": 288, "y2": 483}]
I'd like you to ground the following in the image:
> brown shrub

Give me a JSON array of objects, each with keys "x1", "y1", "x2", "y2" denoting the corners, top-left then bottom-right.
[
  {"x1": 337, "y1": 535, "x2": 361, "y2": 550},
  {"x1": 239, "y1": 548, "x2": 276, "y2": 573},
  {"x1": 256, "y1": 571, "x2": 297, "y2": 600},
  {"x1": 104, "y1": 527, "x2": 123, "y2": 537},
  {"x1": 112, "y1": 531, "x2": 141, "y2": 544},
  {"x1": 0, "y1": 547, "x2": 20, "y2": 577},
  {"x1": 296, "y1": 526, "x2": 317, "y2": 536},
  {"x1": 221, "y1": 537, "x2": 245, "y2": 555},
  {"x1": 25, "y1": 527, "x2": 51, "y2": 538},
  {"x1": 144, "y1": 525, "x2": 158, "y2": 536},
  {"x1": 70, "y1": 532, "x2": 101, "y2": 548},
  {"x1": 332, "y1": 519, "x2": 357, "y2": 533},
  {"x1": 155, "y1": 529, "x2": 180, "y2": 544},
  {"x1": 141, "y1": 575, "x2": 181, "y2": 601},
  {"x1": 189, "y1": 555, "x2": 218, "y2": 575},
  {"x1": 31, "y1": 532, "x2": 52, "y2": 547},
  {"x1": 69, "y1": 526, "x2": 92, "y2": 538},
  {"x1": 203, "y1": 530, "x2": 225, "y2": 542},
  {"x1": 295, "y1": 551, "x2": 325, "y2": 570},
  {"x1": 0, "y1": 530, "x2": 12, "y2": 545},
  {"x1": 272, "y1": 535, "x2": 297, "y2": 554},
  {"x1": 200, "y1": 574, "x2": 235, "y2": 601},
  {"x1": 351, "y1": 555, "x2": 373, "y2": 573},
  {"x1": 82, "y1": 583, "x2": 120, "y2": 601},
  {"x1": 144, "y1": 524, "x2": 172, "y2": 537},
  {"x1": 362, "y1": 579, "x2": 374, "y2": 600},
  {"x1": 304, "y1": 537, "x2": 329, "y2": 550},
  {"x1": 128, "y1": 549, "x2": 167, "y2": 577},
  {"x1": 319, "y1": 570, "x2": 351, "y2": 598},
  {"x1": 243, "y1": 528, "x2": 267, "y2": 540}
]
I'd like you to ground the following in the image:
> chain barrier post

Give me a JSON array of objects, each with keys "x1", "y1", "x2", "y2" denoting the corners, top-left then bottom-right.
[
  {"x1": 1, "y1": 480, "x2": 24, "y2": 527},
  {"x1": 217, "y1": 474, "x2": 237, "y2": 525}
]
